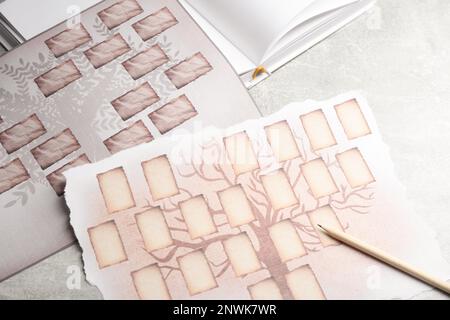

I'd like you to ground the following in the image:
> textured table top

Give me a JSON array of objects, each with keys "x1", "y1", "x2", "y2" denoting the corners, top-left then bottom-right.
[{"x1": 1, "y1": 0, "x2": 449, "y2": 299}]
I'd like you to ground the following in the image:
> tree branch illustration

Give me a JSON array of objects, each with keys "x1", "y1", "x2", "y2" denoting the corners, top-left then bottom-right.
[{"x1": 152, "y1": 136, "x2": 375, "y2": 299}]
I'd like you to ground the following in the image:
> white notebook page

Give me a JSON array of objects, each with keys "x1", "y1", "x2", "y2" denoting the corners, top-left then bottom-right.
[{"x1": 186, "y1": 0, "x2": 357, "y2": 64}]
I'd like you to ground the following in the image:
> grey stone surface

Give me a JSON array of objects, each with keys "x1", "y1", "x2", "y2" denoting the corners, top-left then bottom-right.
[{"x1": 1, "y1": 0, "x2": 449, "y2": 299}]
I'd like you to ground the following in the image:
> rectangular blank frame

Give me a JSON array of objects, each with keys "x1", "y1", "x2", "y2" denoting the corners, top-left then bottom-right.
[
  {"x1": 269, "y1": 220, "x2": 306, "y2": 262},
  {"x1": 88, "y1": 221, "x2": 127, "y2": 269},
  {"x1": 265, "y1": 121, "x2": 300, "y2": 162},
  {"x1": 164, "y1": 52, "x2": 212, "y2": 89},
  {"x1": 31, "y1": 128, "x2": 80, "y2": 169},
  {"x1": 301, "y1": 159, "x2": 338, "y2": 198},
  {"x1": 132, "y1": 264, "x2": 171, "y2": 300},
  {"x1": 34, "y1": 60, "x2": 81, "y2": 97},
  {"x1": 132, "y1": 7, "x2": 178, "y2": 41},
  {"x1": 178, "y1": 250, "x2": 217, "y2": 295},
  {"x1": 142, "y1": 155, "x2": 179, "y2": 200},
  {"x1": 103, "y1": 120, "x2": 153, "y2": 154},
  {"x1": 136, "y1": 207, "x2": 173, "y2": 252},
  {"x1": 286, "y1": 265, "x2": 325, "y2": 300},
  {"x1": 224, "y1": 132, "x2": 259, "y2": 175},
  {"x1": 98, "y1": 0, "x2": 143, "y2": 29},
  {"x1": 0, "y1": 114, "x2": 46, "y2": 154},
  {"x1": 248, "y1": 278, "x2": 283, "y2": 300},
  {"x1": 223, "y1": 233, "x2": 261, "y2": 277},
  {"x1": 336, "y1": 148, "x2": 375, "y2": 188},
  {"x1": 335, "y1": 99, "x2": 371, "y2": 140},
  {"x1": 261, "y1": 169, "x2": 298, "y2": 210},
  {"x1": 179, "y1": 195, "x2": 216, "y2": 239},
  {"x1": 218, "y1": 185, "x2": 255, "y2": 227},
  {"x1": 45, "y1": 23, "x2": 92, "y2": 57},
  {"x1": 97, "y1": 167, "x2": 135, "y2": 213},
  {"x1": 0, "y1": 158, "x2": 29, "y2": 194},
  {"x1": 84, "y1": 34, "x2": 130, "y2": 69},
  {"x1": 122, "y1": 44, "x2": 168, "y2": 80},
  {"x1": 111, "y1": 82, "x2": 159, "y2": 121},
  {"x1": 149, "y1": 94, "x2": 198, "y2": 134},
  {"x1": 301, "y1": 110, "x2": 336, "y2": 151}
]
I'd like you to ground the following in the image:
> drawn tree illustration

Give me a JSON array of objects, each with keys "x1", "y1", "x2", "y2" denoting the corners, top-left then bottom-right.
[{"x1": 140, "y1": 132, "x2": 375, "y2": 299}]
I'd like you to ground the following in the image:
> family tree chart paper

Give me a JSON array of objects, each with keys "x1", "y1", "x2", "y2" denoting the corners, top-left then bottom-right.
[
  {"x1": 65, "y1": 92, "x2": 450, "y2": 299},
  {"x1": 0, "y1": 0, "x2": 259, "y2": 280}
]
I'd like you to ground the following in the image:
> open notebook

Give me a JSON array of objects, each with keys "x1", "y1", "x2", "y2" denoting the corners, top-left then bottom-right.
[{"x1": 180, "y1": 0, "x2": 376, "y2": 87}]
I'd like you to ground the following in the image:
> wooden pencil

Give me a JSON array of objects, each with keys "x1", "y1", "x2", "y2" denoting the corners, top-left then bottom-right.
[{"x1": 317, "y1": 224, "x2": 450, "y2": 295}]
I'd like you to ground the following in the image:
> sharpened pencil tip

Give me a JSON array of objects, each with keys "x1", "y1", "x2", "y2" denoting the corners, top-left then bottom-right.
[{"x1": 317, "y1": 224, "x2": 331, "y2": 235}]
